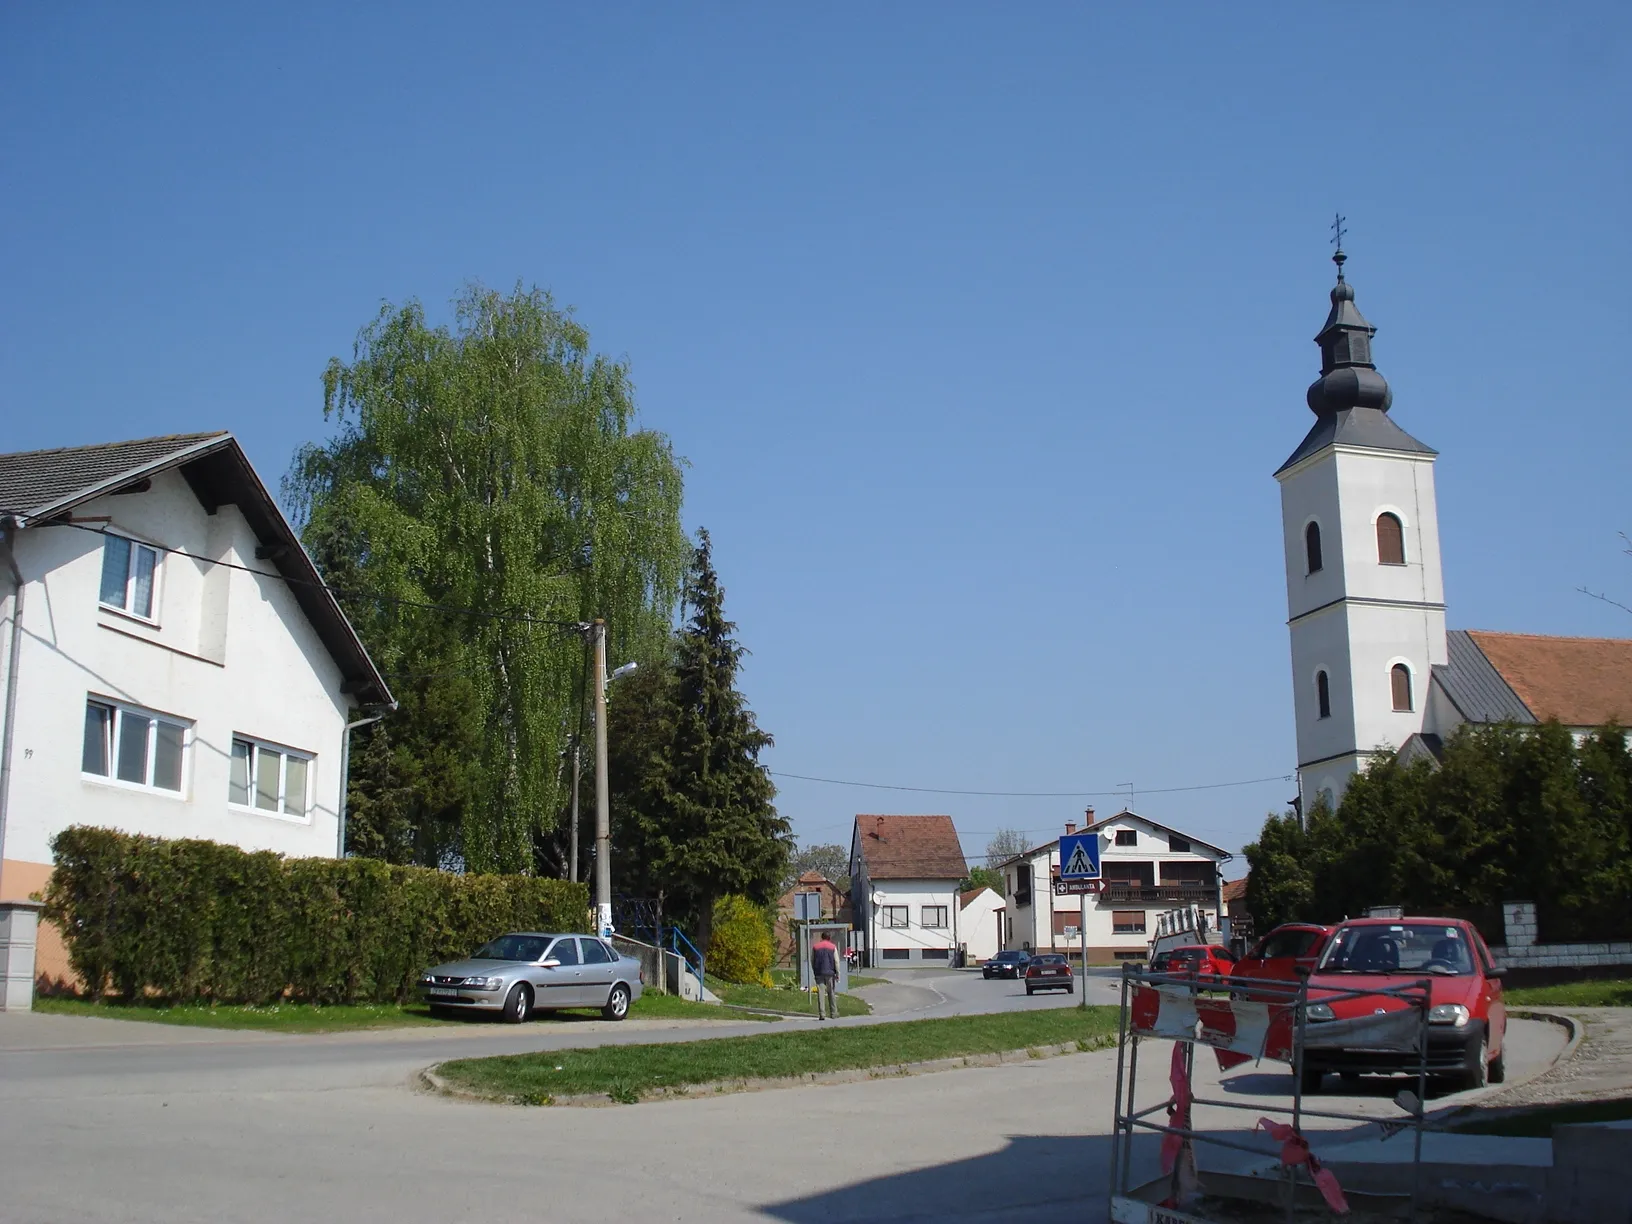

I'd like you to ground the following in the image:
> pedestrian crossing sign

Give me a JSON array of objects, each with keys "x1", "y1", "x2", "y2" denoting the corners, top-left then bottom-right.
[{"x1": 1059, "y1": 832, "x2": 1101, "y2": 880}]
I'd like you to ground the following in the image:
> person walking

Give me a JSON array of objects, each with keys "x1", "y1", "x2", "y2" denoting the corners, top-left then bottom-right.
[{"x1": 810, "y1": 931, "x2": 840, "y2": 1020}]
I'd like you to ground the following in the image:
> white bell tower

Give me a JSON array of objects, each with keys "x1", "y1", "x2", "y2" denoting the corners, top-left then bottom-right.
[{"x1": 1275, "y1": 244, "x2": 1447, "y2": 814}]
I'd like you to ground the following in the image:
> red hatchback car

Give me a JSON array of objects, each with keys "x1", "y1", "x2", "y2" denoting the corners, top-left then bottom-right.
[
  {"x1": 1230, "y1": 923, "x2": 1332, "y2": 992},
  {"x1": 1151, "y1": 944, "x2": 1237, "y2": 982},
  {"x1": 1302, "y1": 917, "x2": 1506, "y2": 1093}
]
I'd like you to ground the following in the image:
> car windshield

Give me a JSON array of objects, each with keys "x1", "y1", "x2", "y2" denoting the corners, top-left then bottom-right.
[
  {"x1": 1033, "y1": 955, "x2": 1066, "y2": 965},
  {"x1": 996, "y1": 952, "x2": 1025, "y2": 962},
  {"x1": 471, "y1": 934, "x2": 553, "y2": 962},
  {"x1": 1254, "y1": 928, "x2": 1321, "y2": 959},
  {"x1": 1319, "y1": 923, "x2": 1475, "y2": 976}
]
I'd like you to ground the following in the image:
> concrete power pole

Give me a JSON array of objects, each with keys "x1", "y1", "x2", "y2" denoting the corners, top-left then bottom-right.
[
  {"x1": 568, "y1": 740, "x2": 581, "y2": 884},
  {"x1": 591, "y1": 619, "x2": 612, "y2": 937}
]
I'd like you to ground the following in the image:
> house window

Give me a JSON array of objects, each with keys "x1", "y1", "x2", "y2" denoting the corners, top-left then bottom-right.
[
  {"x1": 230, "y1": 737, "x2": 312, "y2": 817},
  {"x1": 1376, "y1": 513, "x2": 1405, "y2": 565},
  {"x1": 1390, "y1": 664, "x2": 1413, "y2": 712},
  {"x1": 1114, "y1": 830, "x2": 1136, "y2": 846},
  {"x1": 920, "y1": 948, "x2": 950, "y2": 960},
  {"x1": 98, "y1": 533, "x2": 160, "y2": 620},
  {"x1": 1168, "y1": 835, "x2": 1192, "y2": 854},
  {"x1": 881, "y1": 948, "x2": 910, "y2": 960},
  {"x1": 82, "y1": 698, "x2": 187, "y2": 792},
  {"x1": 1316, "y1": 670, "x2": 1331, "y2": 719},
  {"x1": 881, "y1": 905, "x2": 909, "y2": 929},
  {"x1": 921, "y1": 905, "x2": 948, "y2": 929},
  {"x1": 1112, "y1": 911, "x2": 1147, "y2": 934},
  {"x1": 1304, "y1": 521, "x2": 1323, "y2": 574}
]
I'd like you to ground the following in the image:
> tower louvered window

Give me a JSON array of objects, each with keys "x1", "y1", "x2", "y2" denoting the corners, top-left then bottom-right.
[
  {"x1": 1316, "y1": 671, "x2": 1331, "y2": 719},
  {"x1": 1391, "y1": 663, "x2": 1413, "y2": 712},
  {"x1": 1376, "y1": 513, "x2": 1405, "y2": 565},
  {"x1": 1305, "y1": 521, "x2": 1323, "y2": 574}
]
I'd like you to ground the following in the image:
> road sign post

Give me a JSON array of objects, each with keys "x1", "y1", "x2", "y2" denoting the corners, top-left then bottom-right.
[{"x1": 1059, "y1": 832, "x2": 1101, "y2": 976}]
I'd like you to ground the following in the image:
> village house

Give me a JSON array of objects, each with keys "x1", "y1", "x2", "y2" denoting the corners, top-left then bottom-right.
[
  {"x1": 0, "y1": 433, "x2": 393, "y2": 980},
  {"x1": 998, "y1": 809, "x2": 1231, "y2": 963},
  {"x1": 772, "y1": 870, "x2": 851, "y2": 964},
  {"x1": 848, "y1": 814, "x2": 969, "y2": 967},
  {"x1": 959, "y1": 885, "x2": 1003, "y2": 963}
]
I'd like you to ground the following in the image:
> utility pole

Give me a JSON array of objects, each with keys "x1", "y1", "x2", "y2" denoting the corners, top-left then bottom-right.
[
  {"x1": 591, "y1": 619, "x2": 612, "y2": 938},
  {"x1": 568, "y1": 740, "x2": 581, "y2": 884}
]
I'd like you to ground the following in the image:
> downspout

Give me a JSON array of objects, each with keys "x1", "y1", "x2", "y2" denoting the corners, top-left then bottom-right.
[
  {"x1": 0, "y1": 516, "x2": 25, "y2": 884},
  {"x1": 337, "y1": 705, "x2": 392, "y2": 859}
]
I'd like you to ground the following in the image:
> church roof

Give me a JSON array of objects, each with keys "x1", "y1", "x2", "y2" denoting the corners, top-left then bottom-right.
[
  {"x1": 1275, "y1": 406, "x2": 1437, "y2": 476},
  {"x1": 1433, "y1": 630, "x2": 1537, "y2": 725},
  {"x1": 1463, "y1": 630, "x2": 1632, "y2": 728}
]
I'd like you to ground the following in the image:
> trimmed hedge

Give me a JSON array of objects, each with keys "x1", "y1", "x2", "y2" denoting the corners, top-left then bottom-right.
[{"x1": 43, "y1": 826, "x2": 589, "y2": 1004}]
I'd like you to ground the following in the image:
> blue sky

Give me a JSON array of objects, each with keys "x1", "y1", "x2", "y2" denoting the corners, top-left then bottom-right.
[{"x1": 4, "y1": 5, "x2": 1628, "y2": 864}]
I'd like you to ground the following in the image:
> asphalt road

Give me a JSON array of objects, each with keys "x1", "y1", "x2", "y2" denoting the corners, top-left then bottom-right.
[{"x1": 0, "y1": 973, "x2": 1568, "y2": 1224}]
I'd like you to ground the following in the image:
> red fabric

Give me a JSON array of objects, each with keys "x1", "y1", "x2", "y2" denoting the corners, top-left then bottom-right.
[
  {"x1": 1159, "y1": 1043, "x2": 1192, "y2": 1174},
  {"x1": 1256, "y1": 1118, "x2": 1350, "y2": 1215}
]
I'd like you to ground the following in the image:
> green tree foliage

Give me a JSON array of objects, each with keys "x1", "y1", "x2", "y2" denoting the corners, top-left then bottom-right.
[
  {"x1": 44, "y1": 827, "x2": 587, "y2": 1004},
  {"x1": 958, "y1": 865, "x2": 1004, "y2": 895},
  {"x1": 785, "y1": 843, "x2": 851, "y2": 891},
  {"x1": 707, "y1": 895, "x2": 775, "y2": 986},
  {"x1": 1244, "y1": 721, "x2": 1632, "y2": 940},
  {"x1": 287, "y1": 285, "x2": 689, "y2": 873},
  {"x1": 985, "y1": 828, "x2": 1030, "y2": 867},
  {"x1": 608, "y1": 531, "x2": 791, "y2": 952}
]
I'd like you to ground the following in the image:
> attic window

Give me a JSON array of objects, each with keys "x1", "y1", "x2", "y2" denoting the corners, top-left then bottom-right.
[
  {"x1": 1114, "y1": 830, "x2": 1136, "y2": 847},
  {"x1": 99, "y1": 534, "x2": 160, "y2": 620},
  {"x1": 1168, "y1": 835, "x2": 1191, "y2": 854}
]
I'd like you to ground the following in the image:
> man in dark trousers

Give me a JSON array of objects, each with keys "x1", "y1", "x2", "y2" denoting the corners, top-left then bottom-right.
[{"x1": 810, "y1": 931, "x2": 841, "y2": 1020}]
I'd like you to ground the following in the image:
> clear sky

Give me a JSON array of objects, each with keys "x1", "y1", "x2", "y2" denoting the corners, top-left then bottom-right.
[{"x1": 4, "y1": 5, "x2": 1628, "y2": 865}]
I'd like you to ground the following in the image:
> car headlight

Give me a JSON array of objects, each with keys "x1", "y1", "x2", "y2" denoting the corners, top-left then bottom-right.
[
  {"x1": 1305, "y1": 1003, "x2": 1336, "y2": 1022},
  {"x1": 462, "y1": 976, "x2": 503, "y2": 990},
  {"x1": 1429, "y1": 1003, "x2": 1470, "y2": 1027},
  {"x1": 419, "y1": 975, "x2": 434, "y2": 985}
]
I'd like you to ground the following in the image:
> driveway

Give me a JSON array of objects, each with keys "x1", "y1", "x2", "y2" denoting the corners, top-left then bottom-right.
[{"x1": 0, "y1": 997, "x2": 1568, "y2": 1224}]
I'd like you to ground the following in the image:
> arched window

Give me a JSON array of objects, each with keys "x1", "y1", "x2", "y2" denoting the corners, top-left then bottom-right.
[
  {"x1": 1320, "y1": 787, "x2": 1337, "y2": 813},
  {"x1": 1391, "y1": 663, "x2": 1413, "y2": 712},
  {"x1": 1304, "y1": 521, "x2": 1323, "y2": 574},
  {"x1": 1315, "y1": 670, "x2": 1331, "y2": 719},
  {"x1": 1376, "y1": 512, "x2": 1405, "y2": 565}
]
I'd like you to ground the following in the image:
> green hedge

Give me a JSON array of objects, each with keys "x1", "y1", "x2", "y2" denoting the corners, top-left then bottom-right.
[{"x1": 43, "y1": 826, "x2": 589, "y2": 1004}]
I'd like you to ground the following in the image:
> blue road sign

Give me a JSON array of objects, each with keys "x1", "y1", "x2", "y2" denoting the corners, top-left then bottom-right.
[{"x1": 1059, "y1": 832, "x2": 1101, "y2": 880}]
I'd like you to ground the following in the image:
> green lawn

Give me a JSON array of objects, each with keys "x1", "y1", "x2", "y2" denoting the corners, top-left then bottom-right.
[
  {"x1": 768, "y1": 968, "x2": 887, "y2": 990},
  {"x1": 709, "y1": 975, "x2": 871, "y2": 1017},
  {"x1": 1455, "y1": 1098, "x2": 1632, "y2": 1137},
  {"x1": 1505, "y1": 977, "x2": 1632, "y2": 1008},
  {"x1": 34, "y1": 990, "x2": 749, "y2": 1032},
  {"x1": 436, "y1": 1005, "x2": 1120, "y2": 1104}
]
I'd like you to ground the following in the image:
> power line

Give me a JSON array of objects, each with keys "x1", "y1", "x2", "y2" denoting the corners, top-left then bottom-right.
[
  {"x1": 48, "y1": 519, "x2": 587, "y2": 630},
  {"x1": 767, "y1": 770, "x2": 1293, "y2": 798}
]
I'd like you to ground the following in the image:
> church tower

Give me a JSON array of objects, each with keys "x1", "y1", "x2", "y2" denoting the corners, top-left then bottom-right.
[{"x1": 1275, "y1": 244, "x2": 1447, "y2": 813}]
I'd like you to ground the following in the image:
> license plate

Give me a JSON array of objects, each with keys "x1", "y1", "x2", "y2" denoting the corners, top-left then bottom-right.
[{"x1": 428, "y1": 988, "x2": 459, "y2": 997}]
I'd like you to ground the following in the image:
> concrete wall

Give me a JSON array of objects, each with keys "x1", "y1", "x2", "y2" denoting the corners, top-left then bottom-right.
[{"x1": 1490, "y1": 901, "x2": 1632, "y2": 977}]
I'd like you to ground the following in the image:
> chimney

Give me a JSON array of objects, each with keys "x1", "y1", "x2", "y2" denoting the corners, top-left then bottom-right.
[
  {"x1": 1083, "y1": 805, "x2": 1095, "y2": 825},
  {"x1": 1064, "y1": 821, "x2": 1077, "y2": 836},
  {"x1": 875, "y1": 816, "x2": 884, "y2": 839}
]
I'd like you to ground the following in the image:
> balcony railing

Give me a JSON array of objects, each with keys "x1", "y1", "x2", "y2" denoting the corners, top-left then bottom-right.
[{"x1": 1100, "y1": 884, "x2": 1218, "y2": 905}]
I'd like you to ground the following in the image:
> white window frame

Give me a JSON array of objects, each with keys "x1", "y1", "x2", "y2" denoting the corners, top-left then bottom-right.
[
  {"x1": 920, "y1": 905, "x2": 949, "y2": 929},
  {"x1": 882, "y1": 905, "x2": 909, "y2": 929},
  {"x1": 229, "y1": 735, "x2": 315, "y2": 822},
  {"x1": 81, "y1": 696, "x2": 190, "y2": 796},
  {"x1": 97, "y1": 532, "x2": 163, "y2": 624}
]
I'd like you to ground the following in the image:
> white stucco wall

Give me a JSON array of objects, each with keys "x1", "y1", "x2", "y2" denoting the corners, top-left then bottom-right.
[
  {"x1": 856, "y1": 877, "x2": 961, "y2": 964},
  {"x1": 0, "y1": 469, "x2": 354, "y2": 892},
  {"x1": 1279, "y1": 442, "x2": 1446, "y2": 812},
  {"x1": 959, "y1": 887, "x2": 1002, "y2": 962}
]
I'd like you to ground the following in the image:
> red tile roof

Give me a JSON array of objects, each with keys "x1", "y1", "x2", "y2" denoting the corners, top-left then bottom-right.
[
  {"x1": 1221, "y1": 877, "x2": 1249, "y2": 904},
  {"x1": 1467, "y1": 631, "x2": 1632, "y2": 728},
  {"x1": 853, "y1": 815, "x2": 968, "y2": 881}
]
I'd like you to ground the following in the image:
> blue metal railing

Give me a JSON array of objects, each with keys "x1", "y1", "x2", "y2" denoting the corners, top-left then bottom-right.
[{"x1": 669, "y1": 926, "x2": 705, "y2": 994}]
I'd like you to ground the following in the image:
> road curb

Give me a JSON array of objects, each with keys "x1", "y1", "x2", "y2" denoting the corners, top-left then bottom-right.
[
  {"x1": 419, "y1": 1037, "x2": 1111, "y2": 1107},
  {"x1": 1424, "y1": 1006, "x2": 1585, "y2": 1127}
]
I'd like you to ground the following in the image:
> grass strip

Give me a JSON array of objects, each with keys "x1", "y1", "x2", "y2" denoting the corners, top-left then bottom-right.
[
  {"x1": 708, "y1": 976, "x2": 871, "y2": 1017},
  {"x1": 1504, "y1": 977, "x2": 1632, "y2": 1008},
  {"x1": 437, "y1": 1004, "x2": 1120, "y2": 1103},
  {"x1": 1454, "y1": 1098, "x2": 1632, "y2": 1137},
  {"x1": 35, "y1": 991, "x2": 743, "y2": 1032}
]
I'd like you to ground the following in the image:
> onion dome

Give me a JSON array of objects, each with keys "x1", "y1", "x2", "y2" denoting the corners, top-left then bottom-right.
[{"x1": 1305, "y1": 249, "x2": 1393, "y2": 415}]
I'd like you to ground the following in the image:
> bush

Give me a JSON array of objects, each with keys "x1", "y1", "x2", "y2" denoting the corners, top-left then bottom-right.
[
  {"x1": 42, "y1": 826, "x2": 589, "y2": 1004},
  {"x1": 708, "y1": 894, "x2": 774, "y2": 987}
]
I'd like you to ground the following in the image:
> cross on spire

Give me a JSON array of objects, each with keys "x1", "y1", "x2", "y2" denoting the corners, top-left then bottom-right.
[{"x1": 1330, "y1": 212, "x2": 1348, "y2": 279}]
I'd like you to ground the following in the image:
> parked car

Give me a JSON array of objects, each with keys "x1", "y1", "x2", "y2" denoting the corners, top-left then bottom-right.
[
  {"x1": 1230, "y1": 923, "x2": 1332, "y2": 996},
  {"x1": 419, "y1": 932, "x2": 644, "y2": 1023},
  {"x1": 1150, "y1": 943, "x2": 1237, "y2": 982},
  {"x1": 1301, "y1": 917, "x2": 1506, "y2": 1093},
  {"x1": 1024, "y1": 953, "x2": 1074, "y2": 995},
  {"x1": 984, "y1": 949, "x2": 1033, "y2": 980}
]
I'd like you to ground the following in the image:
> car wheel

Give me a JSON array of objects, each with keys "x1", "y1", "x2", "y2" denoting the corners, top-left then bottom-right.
[
  {"x1": 1461, "y1": 1033, "x2": 1489, "y2": 1092},
  {"x1": 1066, "y1": 985, "x2": 1075, "y2": 994},
  {"x1": 602, "y1": 983, "x2": 631, "y2": 1022},
  {"x1": 1489, "y1": 1045, "x2": 1506, "y2": 1084},
  {"x1": 1299, "y1": 1065, "x2": 1323, "y2": 1096},
  {"x1": 501, "y1": 982, "x2": 532, "y2": 1024},
  {"x1": 1025, "y1": 986, "x2": 1034, "y2": 996}
]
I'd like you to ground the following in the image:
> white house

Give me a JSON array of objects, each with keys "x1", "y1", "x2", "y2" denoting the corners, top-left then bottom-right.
[
  {"x1": 1276, "y1": 248, "x2": 1632, "y2": 815},
  {"x1": 849, "y1": 814, "x2": 969, "y2": 967},
  {"x1": 959, "y1": 885, "x2": 1003, "y2": 964},
  {"x1": 998, "y1": 809, "x2": 1231, "y2": 963},
  {"x1": 0, "y1": 432, "x2": 393, "y2": 980}
]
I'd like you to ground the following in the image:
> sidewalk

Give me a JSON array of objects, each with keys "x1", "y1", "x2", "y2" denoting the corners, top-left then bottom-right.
[{"x1": 1485, "y1": 1007, "x2": 1632, "y2": 1109}]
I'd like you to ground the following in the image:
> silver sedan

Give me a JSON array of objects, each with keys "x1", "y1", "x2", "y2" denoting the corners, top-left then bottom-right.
[{"x1": 419, "y1": 931, "x2": 644, "y2": 1022}]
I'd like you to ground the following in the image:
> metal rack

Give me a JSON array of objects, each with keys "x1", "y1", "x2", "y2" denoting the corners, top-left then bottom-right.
[{"x1": 1107, "y1": 963, "x2": 1434, "y2": 1223}]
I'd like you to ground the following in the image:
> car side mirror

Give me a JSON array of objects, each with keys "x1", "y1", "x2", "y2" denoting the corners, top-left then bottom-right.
[
  {"x1": 1485, "y1": 968, "x2": 1504, "y2": 982},
  {"x1": 539, "y1": 958, "x2": 561, "y2": 969}
]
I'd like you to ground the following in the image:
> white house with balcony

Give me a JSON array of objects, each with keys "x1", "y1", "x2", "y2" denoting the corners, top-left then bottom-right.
[
  {"x1": 848, "y1": 814, "x2": 969, "y2": 967},
  {"x1": 998, "y1": 809, "x2": 1231, "y2": 963},
  {"x1": 0, "y1": 432, "x2": 393, "y2": 982}
]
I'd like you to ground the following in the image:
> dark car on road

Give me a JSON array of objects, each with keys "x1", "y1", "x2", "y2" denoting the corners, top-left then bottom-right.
[
  {"x1": 983, "y1": 949, "x2": 1032, "y2": 979},
  {"x1": 1024, "y1": 953, "x2": 1074, "y2": 995}
]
